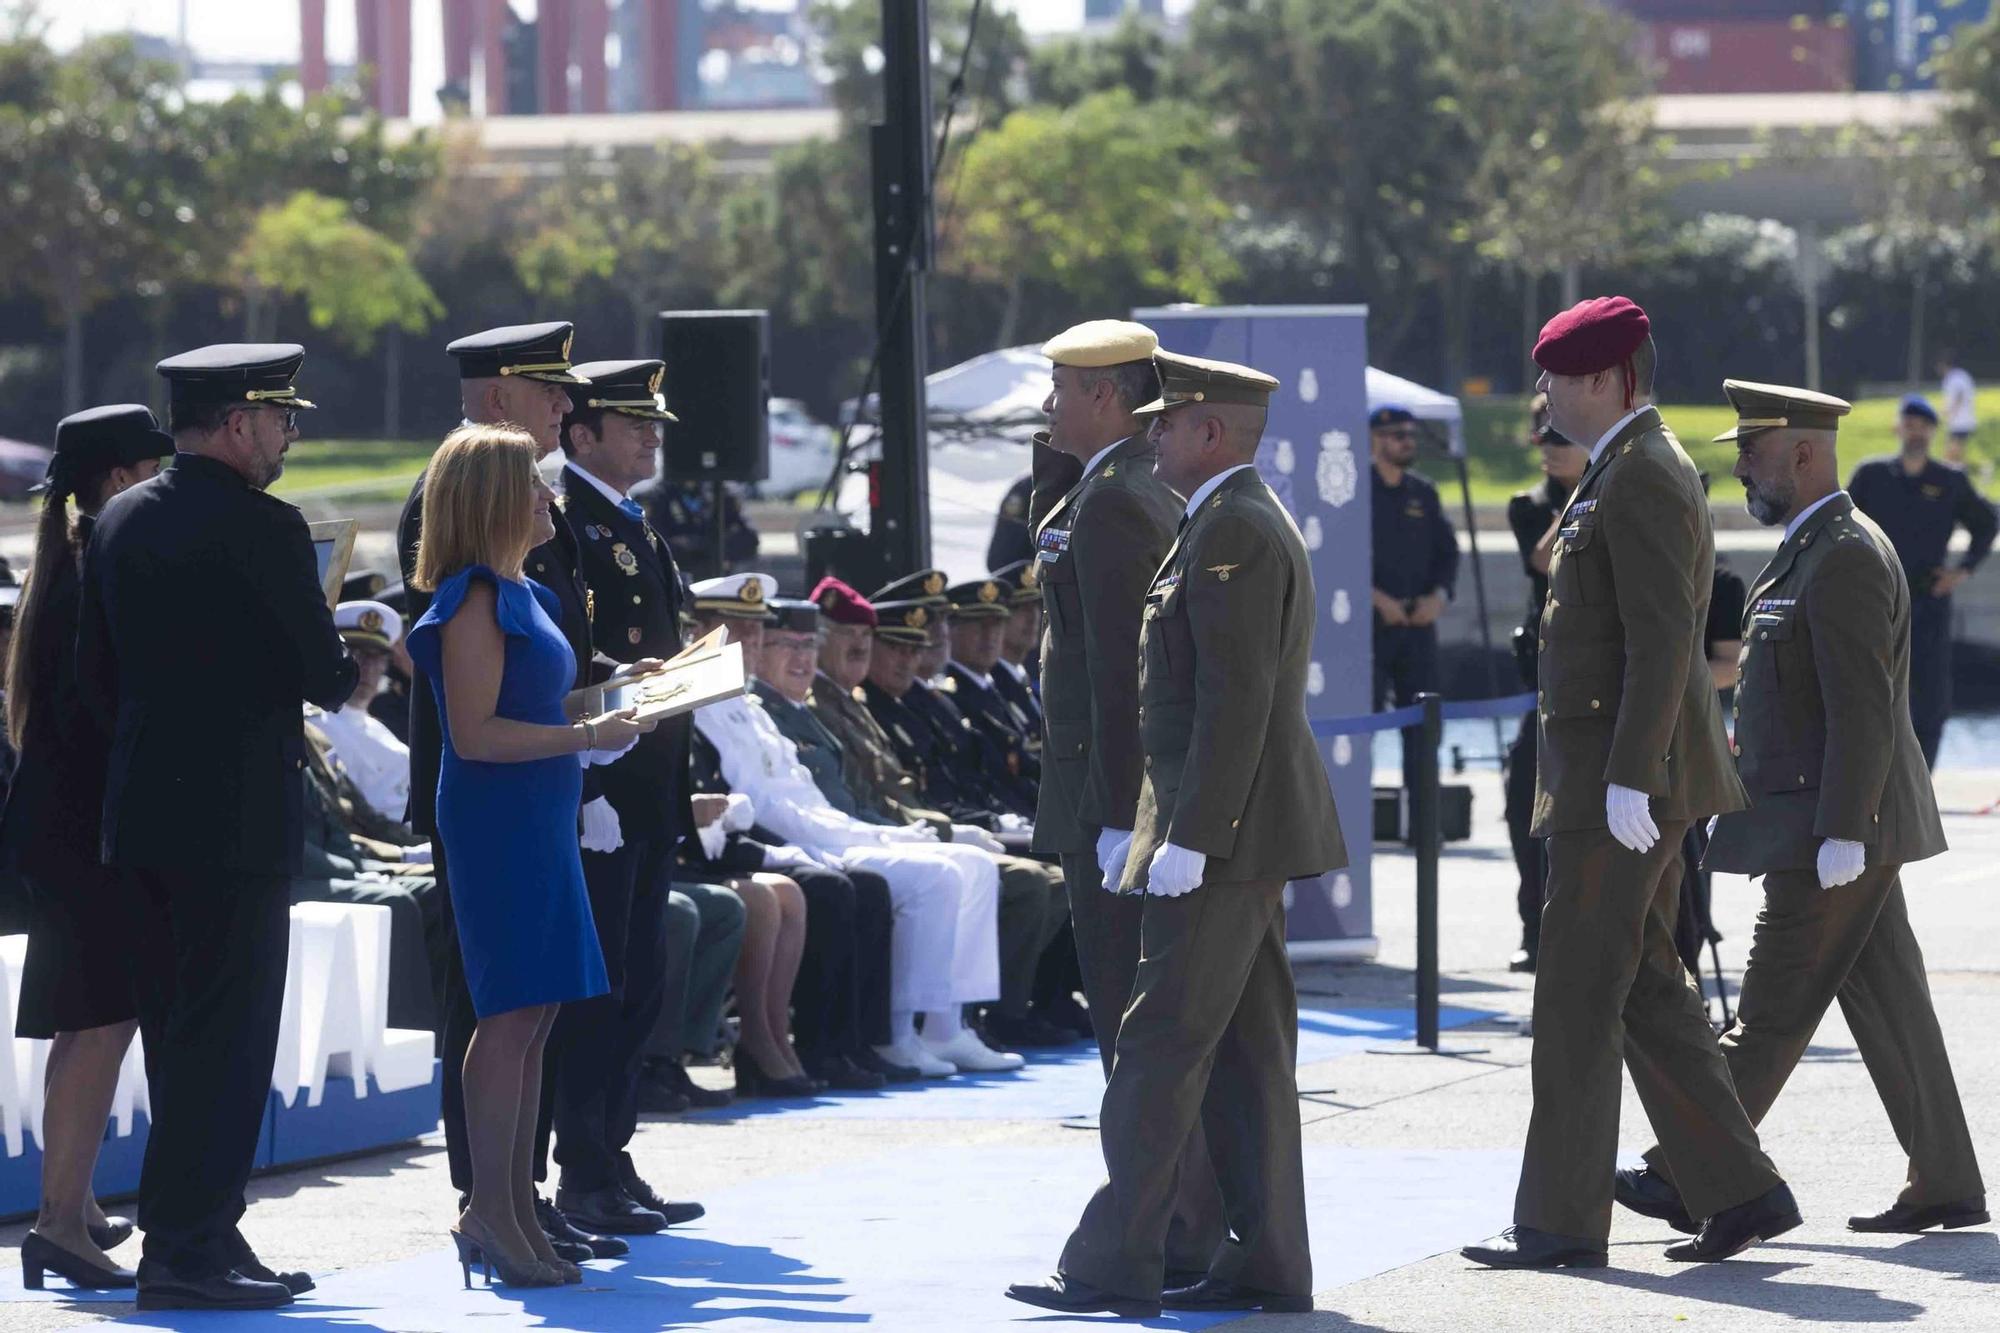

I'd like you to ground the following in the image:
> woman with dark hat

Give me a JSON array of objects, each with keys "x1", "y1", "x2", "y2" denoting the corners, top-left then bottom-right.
[{"x1": 2, "y1": 405, "x2": 173, "y2": 1290}]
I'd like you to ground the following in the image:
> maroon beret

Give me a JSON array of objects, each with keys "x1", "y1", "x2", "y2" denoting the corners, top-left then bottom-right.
[
  {"x1": 1533, "y1": 296, "x2": 1650, "y2": 377},
  {"x1": 810, "y1": 575, "x2": 877, "y2": 628}
]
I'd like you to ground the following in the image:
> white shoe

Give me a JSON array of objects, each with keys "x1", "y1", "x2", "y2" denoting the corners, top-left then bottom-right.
[
  {"x1": 876, "y1": 1039, "x2": 956, "y2": 1078},
  {"x1": 925, "y1": 1029, "x2": 1025, "y2": 1073}
]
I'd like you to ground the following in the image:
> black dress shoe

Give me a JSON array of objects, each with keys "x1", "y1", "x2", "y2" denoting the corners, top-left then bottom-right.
[
  {"x1": 87, "y1": 1216, "x2": 134, "y2": 1252},
  {"x1": 1004, "y1": 1274, "x2": 1160, "y2": 1318},
  {"x1": 1666, "y1": 1182, "x2": 1802, "y2": 1261},
  {"x1": 134, "y1": 1260, "x2": 291, "y2": 1311},
  {"x1": 854, "y1": 1046, "x2": 921, "y2": 1083},
  {"x1": 534, "y1": 1194, "x2": 628, "y2": 1259},
  {"x1": 983, "y1": 1012, "x2": 1076, "y2": 1048},
  {"x1": 649, "y1": 1058, "x2": 733, "y2": 1109},
  {"x1": 556, "y1": 1184, "x2": 667, "y2": 1235},
  {"x1": 1462, "y1": 1226, "x2": 1607, "y2": 1269},
  {"x1": 21, "y1": 1231, "x2": 135, "y2": 1290},
  {"x1": 226, "y1": 1231, "x2": 314, "y2": 1295},
  {"x1": 735, "y1": 1053, "x2": 818, "y2": 1098},
  {"x1": 1038, "y1": 995, "x2": 1096, "y2": 1039},
  {"x1": 1615, "y1": 1165, "x2": 1697, "y2": 1235},
  {"x1": 1162, "y1": 1275, "x2": 1313, "y2": 1314},
  {"x1": 807, "y1": 1054, "x2": 888, "y2": 1091},
  {"x1": 636, "y1": 1072, "x2": 690, "y2": 1115},
  {"x1": 1849, "y1": 1196, "x2": 1989, "y2": 1233},
  {"x1": 616, "y1": 1158, "x2": 706, "y2": 1228},
  {"x1": 1508, "y1": 946, "x2": 1537, "y2": 973}
]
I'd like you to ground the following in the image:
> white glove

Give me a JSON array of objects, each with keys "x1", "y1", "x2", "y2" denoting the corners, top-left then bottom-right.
[
  {"x1": 950, "y1": 822, "x2": 1005, "y2": 853},
  {"x1": 1817, "y1": 838, "x2": 1866, "y2": 890},
  {"x1": 722, "y1": 792, "x2": 756, "y2": 833},
  {"x1": 759, "y1": 843, "x2": 821, "y2": 873},
  {"x1": 1146, "y1": 841, "x2": 1205, "y2": 897},
  {"x1": 695, "y1": 820, "x2": 728, "y2": 862},
  {"x1": 1096, "y1": 828, "x2": 1133, "y2": 891},
  {"x1": 995, "y1": 812, "x2": 1031, "y2": 833},
  {"x1": 577, "y1": 734, "x2": 639, "y2": 768},
  {"x1": 878, "y1": 823, "x2": 940, "y2": 844},
  {"x1": 580, "y1": 796, "x2": 623, "y2": 854},
  {"x1": 1605, "y1": 783, "x2": 1660, "y2": 854},
  {"x1": 402, "y1": 843, "x2": 434, "y2": 864}
]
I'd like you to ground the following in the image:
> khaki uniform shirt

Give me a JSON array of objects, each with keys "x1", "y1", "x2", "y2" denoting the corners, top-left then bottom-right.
[
  {"x1": 1532, "y1": 407, "x2": 1749, "y2": 835},
  {"x1": 1704, "y1": 495, "x2": 1947, "y2": 874}
]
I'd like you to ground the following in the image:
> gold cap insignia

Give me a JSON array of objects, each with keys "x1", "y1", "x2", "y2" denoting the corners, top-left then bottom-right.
[
  {"x1": 359, "y1": 609, "x2": 383, "y2": 632},
  {"x1": 740, "y1": 580, "x2": 765, "y2": 604},
  {"x1": 560, "y1": 331, "x2": 574, "y2": 362},
  {"x1": 648, "y1": 366, "x2": 664, "y2": 395},
  {"x1": 905, "y1": 607, "x2": 928, "y2": 628},
  {"x1": 923, "y1": 572, "x2": 945, "y2": 597},
  {"x1": 978, "y1": 582, "x2": 999, "y2": 603},
  {"x1": 1021, "y1": 567, "x2": 1039, "y2": 591},
  {"x1": 820, "y1": 591, "x2": 838, "y2": 612}
]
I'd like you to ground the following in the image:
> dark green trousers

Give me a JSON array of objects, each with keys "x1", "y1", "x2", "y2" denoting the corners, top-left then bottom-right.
[
  {"x1": 1060, "y1": 876, "x2": 1308, "y2": 1300},
  {"x1": 1517, "y1": 822, "x2": 1780, "y2": 1241},
  {"x1": 1062, "y1": 850, "x2": 1225, "y2": 1275},
  {"x1": 1643, "y1": 864, "x2": 1982, "y2": 1207},
  {"x1": 995, "y1": 853, "x2": 1067, "y2": 1017}
]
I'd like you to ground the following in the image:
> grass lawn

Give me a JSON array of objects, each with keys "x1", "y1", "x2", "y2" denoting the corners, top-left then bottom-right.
[
  {"x1": 269, "y1": 437, "x2": 434, "y2": 500},
  {"x1": 1454, "y1": 390, "x2": 2000, "y2": 508}
]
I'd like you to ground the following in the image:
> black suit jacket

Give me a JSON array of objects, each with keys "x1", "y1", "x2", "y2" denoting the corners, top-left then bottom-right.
[
  {"x1": 78, "y1": 454, "x2": 356, "y2": 875},
  {"x1": 396, "y1": 457, "x2": 608, "y2": 835},
  {"x1": 559, "y1": 464, "x2": 693, "y2": 846}
]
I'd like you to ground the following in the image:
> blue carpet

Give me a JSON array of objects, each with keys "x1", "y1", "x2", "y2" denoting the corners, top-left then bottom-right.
[
  {"x1": 36, "y1": 1143, "x2": 1517, "y2": 1330},
  {"x1": 687, "y1": 1005, "x2": 1496, "y2": 1123}
]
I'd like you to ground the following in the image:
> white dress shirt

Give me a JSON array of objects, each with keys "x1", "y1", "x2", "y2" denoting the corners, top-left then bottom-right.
[
  {"x1": 1783, "y1": 490, "x2": 1845, "y2": 545},
  {"x1": 1588, "y1": 407, "x2": 1648, "y2": 465},
  {"x1": 312, "y1": 705, "x2": 411, "y2": 824}
]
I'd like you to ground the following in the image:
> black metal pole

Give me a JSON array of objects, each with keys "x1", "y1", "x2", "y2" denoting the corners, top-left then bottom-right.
[
  {"x1": 1415, "y1": 692, "x2": 1443, "y2": 1051},
  {"x1": 711, "y1": 477, "x2": 727, "y2": 579},
  {"x1": 1454, "y1": 453, "x2": 1504, "y2": 761},
  {"x1": 867, "y1": 0, "x2": 934, "y2": 575}
]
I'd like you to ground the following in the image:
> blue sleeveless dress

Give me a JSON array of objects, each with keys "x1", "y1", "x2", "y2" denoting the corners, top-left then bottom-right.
[{"x1": 406, "y1": 566, "x2": 608, "y2": 1018}]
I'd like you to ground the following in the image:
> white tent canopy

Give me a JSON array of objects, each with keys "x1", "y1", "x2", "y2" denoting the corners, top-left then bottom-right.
[{"x1": 1366, "y1": 366, "x2": 1464, "y2": 458}]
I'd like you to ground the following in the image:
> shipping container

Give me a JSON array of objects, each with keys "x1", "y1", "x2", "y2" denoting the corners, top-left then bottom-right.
[
  {"x1": 1848, "y1": 0, "x2": 1994, "y2": 92},
  {"x1": 1606, "y1": 0, "x2": 1842, "y2": 18},
  {"x1": 1637, "y1": 18, "x2": 1856, "y2": 93}
]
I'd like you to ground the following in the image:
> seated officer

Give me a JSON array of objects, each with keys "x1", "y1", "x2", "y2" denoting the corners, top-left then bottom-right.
[
  {"x1": 989, "y1": 558, "x2": 1046, "y2": 722},
  {"x1": 943, "y1": 577, "x2": 1041, "y2": 795},
  {"x1": 314, "y1": 600, "x2": 412, "y2": 827}
]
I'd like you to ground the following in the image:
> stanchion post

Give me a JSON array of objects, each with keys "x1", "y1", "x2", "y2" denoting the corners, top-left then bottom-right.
[{"x1": 1414, "y1": 692, "x2": 1442, "y2": 1051}]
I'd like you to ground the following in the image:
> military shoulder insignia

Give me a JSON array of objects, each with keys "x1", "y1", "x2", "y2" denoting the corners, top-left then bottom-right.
[
  {"x1": 1102, "y1": 464, "x2": 1116, "y2": 478},
  {"x1": 1206, "y1": 563, "x2": 1239, "y2": 582}
]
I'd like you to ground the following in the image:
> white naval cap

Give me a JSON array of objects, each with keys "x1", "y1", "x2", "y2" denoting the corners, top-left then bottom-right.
[
  {"x1": 335, "y1": 599, "x2": 403, "y2": 651},
  {"x1": 689, "y1": 572, "x2": 779, "y2": 620}
]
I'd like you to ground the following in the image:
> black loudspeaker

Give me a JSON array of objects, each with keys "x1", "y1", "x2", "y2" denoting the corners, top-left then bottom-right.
[{"x1": 658, "y1": 309, "x2": 770, "y2": 482}]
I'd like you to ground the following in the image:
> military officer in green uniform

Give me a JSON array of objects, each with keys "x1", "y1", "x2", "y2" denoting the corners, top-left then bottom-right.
[
  {"x1": 1615, "y1": 381, "x2": 1985, "y2": 1237},
  {"x1": 1465, "y1": 298, "x2": 1796, "y2": 1271},
  {"x1": 1010, "y1": 350, "x2": 1342, "y2": 1319}
]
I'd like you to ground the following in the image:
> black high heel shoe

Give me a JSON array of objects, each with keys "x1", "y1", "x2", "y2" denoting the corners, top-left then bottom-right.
[
  {"x1": 452, "y1": 1217, "x2": 562, "y2": 1289},
  {"x1": 733, "y1": 1050, "x2": 817, "y2": 1098},
  {"x1": 87, "y1": 1217, "x2": 134, "y2": 1252},
  {"x1": 22, "y1": 1231, "x2": 136, "y2": 1291}
]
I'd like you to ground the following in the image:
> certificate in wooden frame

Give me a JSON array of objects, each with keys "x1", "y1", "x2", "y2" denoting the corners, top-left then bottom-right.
[{"x1": 308, "y1": 519, "x2": 359, "y2": 613}]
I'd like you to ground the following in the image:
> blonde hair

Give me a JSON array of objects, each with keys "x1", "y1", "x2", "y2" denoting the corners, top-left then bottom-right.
[{"x1": 412, "y1": 424, "x2": 541, "y2": 591}]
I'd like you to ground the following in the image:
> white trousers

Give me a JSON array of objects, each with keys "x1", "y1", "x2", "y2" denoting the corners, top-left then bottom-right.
[{"x1": 839, "y1": 841, "x2": 1002, "y2": 1012}]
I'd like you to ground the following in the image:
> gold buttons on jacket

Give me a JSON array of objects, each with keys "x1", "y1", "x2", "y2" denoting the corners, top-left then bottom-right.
[
  {"x1": 1797, "y1": 775, "x2": 1807, "y2": 785},
  {"x1": 1232, "y1": 819, "x2": 1241, "y2": 828},
  {"x1": 1590, "y1": 699, "x2": 1601, "y2": 710}
]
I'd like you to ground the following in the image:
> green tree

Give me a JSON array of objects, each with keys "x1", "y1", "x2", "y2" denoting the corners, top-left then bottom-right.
[
  {"x1": 235, "y1": 191, "x2": 442, "y2": 434},
  {"x1": 943, "y1": 89, "x2": 1240, "y2": 347},
  {"x1": 1027, "y1": 13, "x2": 1179, "y2": 109},
  {"x1": 0, "y1": 32, "x2": 204, "y2": 410},
  {"x1": 514, "y1": 143, "x2": 733, "y2": 355},
  {"x1": 809, "y1": 0, "x2": 1030, "y2": 133}
]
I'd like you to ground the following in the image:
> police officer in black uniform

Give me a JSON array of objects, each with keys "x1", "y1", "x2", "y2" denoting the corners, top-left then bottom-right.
[
  {"x1": 942, "y1": 577, "x2": 1041, "y2": 797},
  {"x1": 1368, "y1": 405, "x2": 1459, "y2": 804},
  {"x1": 987, "y1": 558, "x2": 1047, "y2": 734},
  {"x1": 1848, "y1": 394, "x2": 1999, "y2": 768},
  {"x1": 78, "y1": 345, "x2": 355, "y2": 1310},
  {"x1": 543, "y1": 358, "x2": 704, "y2": 1233},
  {"x1": 396, "y1": 321, "x2": 631, "y2": 1264}
]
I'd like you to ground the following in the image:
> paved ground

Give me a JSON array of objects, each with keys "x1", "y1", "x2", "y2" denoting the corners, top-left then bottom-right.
[{"x1": 5, "y1": 765, "x2": 1998, "y2": 1330}]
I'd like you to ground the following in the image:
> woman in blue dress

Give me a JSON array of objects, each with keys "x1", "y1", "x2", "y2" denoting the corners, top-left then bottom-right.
[{"x1": 406, "y1": 424, "x2": 654, "y2": 1288}]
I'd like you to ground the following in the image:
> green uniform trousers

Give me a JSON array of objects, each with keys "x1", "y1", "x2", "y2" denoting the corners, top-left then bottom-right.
[
  {"x1": 995, "y1": 853, "x2": 1068, "y2": 1017},
  {"x1": 1643, "y1": 864, "x2": 1982, "y2": 1207},
  {"x1": 1061, "y1": 850, "x2": 1226, "y2": 1274},
  {"x1": 1060, "y1": 876, "x2": 1309, "y2": 1300},
  {"x1": 1517, "y1": 822, "x2": 1781, "y2": 1241}
]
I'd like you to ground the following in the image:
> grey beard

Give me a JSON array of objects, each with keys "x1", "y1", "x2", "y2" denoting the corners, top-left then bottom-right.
[{"x1": 1744, "y1": 485, "x2": 1789, "y2": 527}]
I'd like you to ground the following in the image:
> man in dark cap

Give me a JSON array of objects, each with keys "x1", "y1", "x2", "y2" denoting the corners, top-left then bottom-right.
[
  {"x1": 989, "y1": 558, "x2": 1047, "y2": 720},
  {"x1": 1614, "y1": 380, "x2": 1985, "y2": 1242},
  {"x1": 78, "y1": 345, "x2": 355, "y2": 1309},
  {"x1": 942, "y1": 577, "x2": 1040, "y2": 802},
  {"x1": 537, "y1": 358, "x2": 704, "y2": 1235},
  {"x1": 1846, "y1": 393, "x2": 1997, "y2": 768},
  {"x1": 395, "y1": 322, "x2": 641, "y2": 1264},
  {"x1": 1368, "y1": 404, "x2": 1458, "y2": 809},
  {"x1": 1464, "y1": 298, "x2": 1795, "y2": 1271}
]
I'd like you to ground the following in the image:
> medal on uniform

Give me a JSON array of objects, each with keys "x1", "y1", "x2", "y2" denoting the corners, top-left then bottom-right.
[{"x1": 613, "y1": 542, "x2": 639, "y2": 576}]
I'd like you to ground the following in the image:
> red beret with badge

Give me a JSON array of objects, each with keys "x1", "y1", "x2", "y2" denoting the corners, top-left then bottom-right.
[
  {"x1": 810, "y1": 575, "x2": 878, "y2": 628},
  {"x1": 1533, "y1": 296, "x2": 1651, "y2": 409}
]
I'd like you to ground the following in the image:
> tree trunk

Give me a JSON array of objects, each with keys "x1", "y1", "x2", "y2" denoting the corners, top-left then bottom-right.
[
  {"x1": 1560, "y1": 260, "x2": 1580, "y2": 308},
  {"x1": 62, "y1": 299, "x2": 84, "y2": 414},
  {"x1": 994, "y1": 269, "x2": 1023, "y2": 351},
  {"x1": 147, "y1": 291, "x2": 173, "y2": 423},
  {"x1": 243, "y1": 283, "x2": 260, "y2": 341},
  {"x1": 384, "y1": 324, "x2": 403, "y2": 439},
  {"x1": 631, "y1": 294, "x2": 651, "y2": 357},
  {"x1": 1905, "y1": 254, "x2": 1928, "y2": 389},
  {"x1": 1441, "y1": 258, "x2": 1470, "y2": 398}
]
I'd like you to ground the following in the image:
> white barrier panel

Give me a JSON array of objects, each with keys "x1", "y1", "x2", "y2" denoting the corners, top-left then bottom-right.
[{"x1": 0, "y1": 937, "x2": 26, "y2": 1157}]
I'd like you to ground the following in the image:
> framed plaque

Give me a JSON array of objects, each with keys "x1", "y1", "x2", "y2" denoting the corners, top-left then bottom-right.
[{"x1": 308, "y1": 519, "x2": 359, "y2": 613}]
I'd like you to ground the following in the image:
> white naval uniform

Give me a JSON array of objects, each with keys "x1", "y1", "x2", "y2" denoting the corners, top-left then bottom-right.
[
  {"x1": 311, "y1": 703, "x2": 412, "y2": 824},
  {"x1": 694, "y1": 693, "x2": 1002, "y2": 1011}
]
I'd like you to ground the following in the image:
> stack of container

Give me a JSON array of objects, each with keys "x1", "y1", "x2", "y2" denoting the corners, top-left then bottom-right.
[{"x1": 1606, "y1": 0, "x2": 1996, "y2": 93}]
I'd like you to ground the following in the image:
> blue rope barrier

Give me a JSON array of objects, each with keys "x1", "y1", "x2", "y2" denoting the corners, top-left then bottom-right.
[{"x1": 1308, "y1": 691, "x2": 1535, "y2": 738}]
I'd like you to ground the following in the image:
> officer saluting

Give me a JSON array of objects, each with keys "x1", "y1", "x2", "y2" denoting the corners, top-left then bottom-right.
[
  {"x1": 78, "y1": 345, "x2": 354, "y2": 1310},
  {"x1": 1617, "y1": 382, "x2": 1985, "y2": 1237},
  {"x1": 1011, "y1": 350, "x2": 1342, "y2": 1319}
]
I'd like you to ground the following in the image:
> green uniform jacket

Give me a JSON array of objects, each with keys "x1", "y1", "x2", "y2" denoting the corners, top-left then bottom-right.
[
  {"x1": 1531, "y1": 407, "x2": 1749, "y2": 836},
  {"x1": 1121, "y1": 466, "x2": 1345, "y2": 889},
  {"x1": 807, "y1": 672, "x2": 953, "y2": 835},
  {"x1": 1032, "y1": 434, "x2": 1185, "y2": 855},
  {"x1": 1704, "y1": 495, "x2": 1947, "y2": 874}
]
